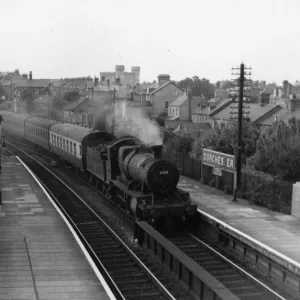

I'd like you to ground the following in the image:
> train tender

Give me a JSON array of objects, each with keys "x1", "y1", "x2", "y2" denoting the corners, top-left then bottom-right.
[{"x1": 1, "y1": 111, "x2": 197, "y2": 231}]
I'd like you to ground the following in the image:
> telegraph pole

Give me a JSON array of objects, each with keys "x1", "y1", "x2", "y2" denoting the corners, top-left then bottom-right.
[{"x1": 231, "y1": 63, "x2": 251, "y2": 202}]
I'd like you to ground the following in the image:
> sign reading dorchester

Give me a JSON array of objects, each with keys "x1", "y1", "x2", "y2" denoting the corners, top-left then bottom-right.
[{"x1": 202, "y1": 149, "x2": 235, "y2": 173}]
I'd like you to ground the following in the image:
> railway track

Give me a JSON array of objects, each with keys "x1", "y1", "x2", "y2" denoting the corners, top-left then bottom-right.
[
  {"x1": 5, "y1": 140, "x2": 294, "y2": 300},
  {"x1": 167, "y1": 232, "x2": 294, "y2": 300},
  {"x1": 5, "y1": 144, "x2": 191, "y2": 300}
]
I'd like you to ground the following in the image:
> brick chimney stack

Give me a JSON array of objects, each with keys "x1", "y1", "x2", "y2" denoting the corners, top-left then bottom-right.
[
  {"x1": 29, "y1": 71, "x2": 32, "y2": 80},
  {"x1": 158, "y1": 74, "x2": 170, "y2": 86},
  {"x1": 283, "y1": 80, "x2": 291, "y2": 98}
]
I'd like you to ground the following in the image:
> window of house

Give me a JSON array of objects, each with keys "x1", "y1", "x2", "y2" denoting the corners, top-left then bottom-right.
[
  {"x1": 165, "y1": 101, "x2": 169, "y2": 109},
  {"x1": 101, "y1": 76, "x2": 105, "y2": 81}
]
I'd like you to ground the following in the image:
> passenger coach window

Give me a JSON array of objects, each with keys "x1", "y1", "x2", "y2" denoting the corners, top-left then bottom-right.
[
  {"x1": 67, "y1": 140, "x2": 69, "y2": 152},
  {"x1": 79, "y1": 145, "x2": 82, "y2": 156},
  {"x1": 74, "y1": 143, "x2": 76, "y2": 156},
  {"x1": 63, "y1": 138, "x2": 65, "y2": 150},
  {"x1": 70, "y1": 142, "x2": 73, "y2": 154},
  {"x1": 60, "y1": 137, "x2": 62, "y2": 148}
]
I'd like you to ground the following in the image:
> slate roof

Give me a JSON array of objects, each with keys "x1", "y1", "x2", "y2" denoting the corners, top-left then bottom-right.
[
  {"x1": 62, "y1": 93, "x2": 90, "y2": 111},
  {"x1": 212, "y1": 102, "x2": 281, "y2": 122},
  {"x1": 254, "y1": 105, "x2": 300, "y2": 126},
  {"x1": 13, "y1": 79, "x2": 50, "y2": 88},
  {"x1": 149, "y1": 81, "x2": 183, "y2": 95},
  {"x1": 192, "y1": 98, "x2": 233, "y2": 116},
  {"x1": 169, "y1": 94, "x2": 188, "y2": 107}
]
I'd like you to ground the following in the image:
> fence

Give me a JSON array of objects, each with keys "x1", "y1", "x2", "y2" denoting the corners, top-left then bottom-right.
[
  {"x1": 162, "y1": 149, "x2": 201, "y2": 181},
  {"x1": 162, "y1": 149, "x2": 292, "y2": 214}
]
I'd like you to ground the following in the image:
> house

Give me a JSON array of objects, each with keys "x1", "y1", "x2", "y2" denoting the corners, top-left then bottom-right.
[
  {"x1": 51, "y1": 77, "x2": 98, "y2": 99},
  {"x1": 167, "y1": 90, "x2": 204, "y2": 121},
  {"x1": 254, "y1": 96, "x2": 300, "y2": 127},
  {"x1": 0, "y1": 71, "x2": 53, "y2": 101},
  {"x1": 191, "y1": 98, "x2": 232, "y2": 124},
  {"x1": 145, "y1": 74, "x2": 184, "y2": 115},
  {"x1": 249, "y1": 87, "x2": 262, "y2": 102},
  {"x1": 211, "y1": 102, "x2": 282, "y2": 128},
  {"x1": 62, "y1": 91, "x2": 110, "y2": 127}
]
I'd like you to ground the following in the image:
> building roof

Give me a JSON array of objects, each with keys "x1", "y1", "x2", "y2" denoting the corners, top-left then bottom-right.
[
  {"x1": 212, "y1": 102, "x2": 281, "y2": 123},
  {"x1": 149, "y1": 81, "x2": 183, "y2": 95},
  {"x1": 253, "y1": 104, "x2": 300, "y2": 126},
  {"x1": 192, "y1": 98, "x2": 233, "y2": 116},
  {"x1": 62, "y1": 94, "x2": 90, "y2": 111},
  {"x1": 169, "y1": 94, "x2": 188, "y2": 107},
  {"x1": 12, "y1": 79, "x2": 50, "y2": 88}
]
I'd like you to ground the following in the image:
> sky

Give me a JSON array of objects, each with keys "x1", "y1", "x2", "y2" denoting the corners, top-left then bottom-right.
[{"x1": 0, "y1": 0, "x2": 299, "y2": 85}]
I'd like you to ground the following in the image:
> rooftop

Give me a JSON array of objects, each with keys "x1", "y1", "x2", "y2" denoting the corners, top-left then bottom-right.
[
  {"x1": 149, "y1": 81, "x2": 183, "y2": 95},
  {"x1": 169, "y1": 94, "x2": 188, "y2": 107}
]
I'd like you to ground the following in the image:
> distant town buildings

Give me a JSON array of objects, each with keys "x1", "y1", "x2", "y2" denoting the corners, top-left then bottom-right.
[{"x1": 2, "y1": 66, "x2": 300, "y2": 136}]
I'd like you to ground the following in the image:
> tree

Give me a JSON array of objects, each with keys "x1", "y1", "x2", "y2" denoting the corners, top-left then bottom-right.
[
  {"x1": 0, "y1": 86, "x2": 7, "y2": 99},
  {"x1": 247, "y1": 119, "x2": 300, "y2": 181},
  {"x1": 177, "y1": 76, "x2": 215, "y2": 99},
  {"x1": 63, "y1": 91, "x2": 80, "y2": 102},
  {"x1": 190, "y1": 120, "x2": 260, "y2": 164},
  {"x1": 163, "y1": 129, "x2": 193, "y2": 154}
]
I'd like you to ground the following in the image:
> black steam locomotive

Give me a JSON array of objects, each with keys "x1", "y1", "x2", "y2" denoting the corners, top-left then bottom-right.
[{"x1": 1, "y1": 111, "x2": 197, "y2": 231}]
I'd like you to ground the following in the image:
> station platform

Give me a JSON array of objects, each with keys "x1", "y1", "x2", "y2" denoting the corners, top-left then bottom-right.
[
  {"x1": 178, "y1": 175, "x2": 300, "y2": 275},
  {"x1": 0, "y1": 153, "x2": 115, "y2": 300}
]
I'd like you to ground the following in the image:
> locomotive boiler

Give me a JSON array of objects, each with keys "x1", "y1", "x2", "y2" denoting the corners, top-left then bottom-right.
[{"x1": 118, "y1": 144, "x2": 179, "y2": 194}]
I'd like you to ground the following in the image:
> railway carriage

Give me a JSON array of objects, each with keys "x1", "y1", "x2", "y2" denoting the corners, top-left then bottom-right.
[
  {"x1": 24, "y1": 117, "x2": 57, "y2": 150},
  {"x1": 49, "y1": 123, "x2": 111, "y2": 171}
]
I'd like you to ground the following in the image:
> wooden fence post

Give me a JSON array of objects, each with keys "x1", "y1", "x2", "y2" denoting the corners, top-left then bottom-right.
[{"x1": 201, "y1": 162, "x2": 204, "y2": 184}]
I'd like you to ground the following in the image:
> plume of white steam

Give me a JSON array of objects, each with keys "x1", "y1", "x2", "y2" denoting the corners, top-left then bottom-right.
[{"x1": 114, "y1": 100, "x2": 163, "y2": 146}]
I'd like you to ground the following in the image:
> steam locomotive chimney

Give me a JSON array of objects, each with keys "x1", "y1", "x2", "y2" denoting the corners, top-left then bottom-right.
[{"x1": 152, "y1": 145, "x2": 163, "y2": 159}]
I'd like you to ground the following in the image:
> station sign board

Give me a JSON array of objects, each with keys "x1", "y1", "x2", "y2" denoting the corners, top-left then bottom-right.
[{"x1": 202, "y1": 149, "x2": 235, "y2": 173}]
